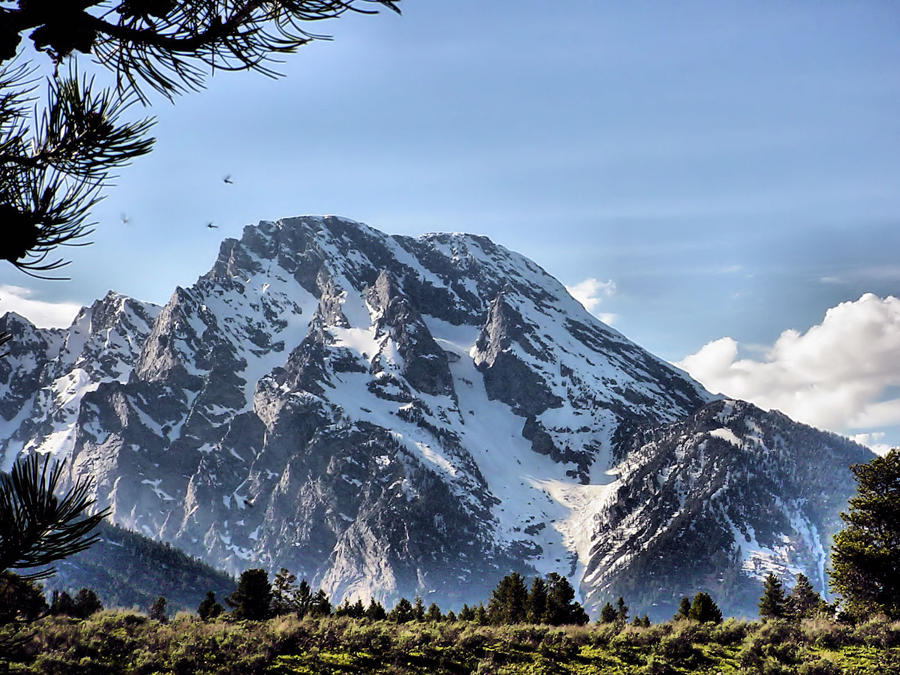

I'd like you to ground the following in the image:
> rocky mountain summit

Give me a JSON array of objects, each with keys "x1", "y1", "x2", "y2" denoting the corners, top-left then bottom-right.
[{"x1": 0, "y1": 216, "x2": 872, "y2": 618}]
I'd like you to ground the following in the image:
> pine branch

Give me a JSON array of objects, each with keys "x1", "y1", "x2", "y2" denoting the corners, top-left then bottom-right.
[{"x1": 0, "y1": 454, "x2": 110, "y2": 580}]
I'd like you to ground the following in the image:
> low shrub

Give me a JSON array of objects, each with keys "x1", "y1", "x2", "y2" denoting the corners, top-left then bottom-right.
[
  {"x1": 797, "y1": 656, "x2": 842, "y2": 675},
  {"x1": 709, "y1": 618, "x2": 751, "y2": 645},
  {"x1": 851, "y1": 616, "x2": 900, "y2": 648},
  {"x1": 801, "y1": 617, "x2": 852, "y2": 649}
]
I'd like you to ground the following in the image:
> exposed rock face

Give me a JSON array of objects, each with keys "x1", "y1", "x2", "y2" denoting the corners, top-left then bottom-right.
[
  {"x1": 0, "y1": 216, "x2": 871, "y2": 615},
  {"x1": 584, "y1": 400, "x2": 872, "y2": 620}
]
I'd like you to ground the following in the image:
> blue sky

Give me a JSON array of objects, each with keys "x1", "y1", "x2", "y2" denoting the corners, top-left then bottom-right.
[{"x1": 2, "y1": 0, "x2": 898, "y2": 450}]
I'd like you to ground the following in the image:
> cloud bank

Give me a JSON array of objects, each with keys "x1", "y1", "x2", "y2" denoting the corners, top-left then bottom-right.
[
  {"x1": 566, "y1": 278, "x2": 617, "y2": 324},
  {"x1": 677, "y1": 294, "x2": 900, "y2": 454},
  {"x1": 0, "y1": 285, "x2": 80, "y2": 328}
]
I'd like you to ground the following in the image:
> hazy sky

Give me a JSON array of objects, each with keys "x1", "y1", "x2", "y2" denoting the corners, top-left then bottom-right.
[{"x1": 2, "y1": 1, "x2": 898, "y2": 450}]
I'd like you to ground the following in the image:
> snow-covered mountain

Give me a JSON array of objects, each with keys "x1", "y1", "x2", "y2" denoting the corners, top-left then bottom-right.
[{"x1": 0, "y1": 216, "x2": 872, "y2": 617}]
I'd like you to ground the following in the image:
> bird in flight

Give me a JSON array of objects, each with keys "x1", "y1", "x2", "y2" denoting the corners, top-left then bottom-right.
[
  {"x1": 120, "y1": 213, "x2": 130, "y2": 224},
  {"x1": 206, "y1": 222, "x2": 218, "y2": 229},
  {"x1": 223, "y1": 175, "x2": 234, "y2": 184}
]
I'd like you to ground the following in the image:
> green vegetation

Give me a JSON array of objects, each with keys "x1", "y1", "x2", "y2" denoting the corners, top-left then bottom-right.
[
  {"x1": 830, "y1": 448, "x2": 900, "y2": 620},
  {"x1": 1, "y1": 611, "x2": 898, "y2": 674}
]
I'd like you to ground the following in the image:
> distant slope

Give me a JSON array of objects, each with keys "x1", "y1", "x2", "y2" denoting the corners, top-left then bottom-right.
[
  {"x1": 584, "y1": 399, "x2": 872, "y2": 621},
  {"x1": 41, "y1": 522, "x2": 235, "y2": 613}
]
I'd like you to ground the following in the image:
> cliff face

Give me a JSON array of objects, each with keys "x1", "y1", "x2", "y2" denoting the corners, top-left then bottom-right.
[{"x1": 1, "y1": 215, "x2": 869, "y2": 616}]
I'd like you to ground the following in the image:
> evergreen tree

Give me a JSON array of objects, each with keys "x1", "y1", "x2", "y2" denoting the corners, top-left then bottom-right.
[
  {"x1": 271, "y1": 568, "x2": 298, "y2": 615},
  {"x1": 830, "y1": 449, "x2": 900, "y2": 620},
  {"x1": 149, "y1": 596, "x2": 167, "y2": 623},
  {"x1": 413, "y1": 595, "x2": 425, "y2": 621},
  {"x1": 615, "y1": 596, "x2": 628, "y2": 624},
  {"x1": 72, "y1": 588, "x2": 102, "y2": 618},
  {"x1": 197, "y1": 591, "x2": 224, "y2": 621},
  {"x1": 388, "y1": 597, "x2": 415, "y2": 623},
  {"x1": 294, "y1": 579, "x2": 312, "y2": 618},
  {"x1": 599, "y1": 602, "x2": 617, "y2": 624},
  {"x1": 474, "y1": 602, "x2": 488, "y2": 625},
  {"x1": 640, "y1": 615, "x2": 651, "y2": 627},
  {"x1": 350, "y1": 599, "x2": 366, "y2": 619},
  {"x1": 787, "y1": 573, "x2": 827, "y2": 620},
  {"x1": 758, "y1": 573, "x2": 788, "y2": 621},
  {"x1": 425, "y1": 602, "x2": 442, "y2": 622},
  {"x1": 310, "y1": 589, "x2": 331, "y2": 617},
  {"x1": 227, "y1": 568, "x2": 272, "y2": 620},
  {"x1": 444, "y1": 609, "x2": 457, "y2": 622},
  {"x1": 0, "y1": 572, "x2": 47, "y2": 623},
  {"x1": 631, "y1": 614, "x2": 642, "y2": 626},
  {"x1": 674, "y1": 596, "x2": 692, "y2": 620},
  {"x1": 527, "y1": 576, "x2": 548, "y2": 624},
  {"x1": 688, "y1": 592, "x2": 722, "y2": 624},
  {"x1": 365, "y1": 599, "x2": 386, "y2": 621},
  {"x1": 458, "y1": 604, "x2": 475, "y2": 621},
  {"x1": 543, "y1": 573, "x2": 589, "y2": 625},
  {"x1": 488, "y1": 572, "x2": 529, "y2": 624},
  {"x1": 50, "y1": 590, "x2": 76, "y2": 616}
]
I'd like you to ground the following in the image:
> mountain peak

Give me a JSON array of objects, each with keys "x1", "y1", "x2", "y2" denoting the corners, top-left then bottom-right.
[{"x1": 0, "y1": 216, "x2": 867, "y2": 619}]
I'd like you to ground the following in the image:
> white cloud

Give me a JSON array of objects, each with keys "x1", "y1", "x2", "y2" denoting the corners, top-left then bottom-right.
[
  {"x1": 849, "y1": 433, "x2": 893, "y2": 458},
  {"x1": 566, "y1": 278, "x2": 616, "y2": 323},
  {"x1": 0, "y1": 285, "x2": 80, "y2": 328},
  {"x1": 676, "y1": 294, "x2": 900, "y2": 454}
]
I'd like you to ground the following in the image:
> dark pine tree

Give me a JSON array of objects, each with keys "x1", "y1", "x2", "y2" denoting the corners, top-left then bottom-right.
[
  {"x1": 149, "y1": 596, "x2": 168, "y2": 623},
  {"x1": 788, "y1": 573, "x2": 827, "y2": 620},
  {"x1": 688, "y1": 592, "x2": 722, "y2": 624},
  {"x1": 50, "y1": 590, "x2": 76, "y2": 616},
  {"x1": 527, "y1": 576, "x2": 548, "y2": 624},
  {"x1": 830, "y1": 449, "x2": 900, "y2": 620},
  {"x1": 294, "y1": 579, "x2": 312, "y2": 618},
  {"x1": 389, "y1": 597, "x2": 415, "y2": 623},
  {"x1": 413, "y1": 595, "x2": 425, "y2": 622},
  {"x1": 674, "y1": 596, "x2": 692, "y2": 620},
  {"x1": 365, "y1": 599, "x2": 387, "y2": 621},
  {"x1": 0, "y1": 572, "x2": 47, "y2": 623},
  {"x1": 197, "y1": 591, "x2": 224, "y2": 621},
  {"x1": 488, "y1": 572, "x2": 529, "y2": 624},
  {"x1": 599, "y1": 602, "x2": 617, "y2": 624},
  {"x1": 73, "y1": 588, "x2": 102, "y2": 618},
  {"x1": 227, "y1": 568, "x2": 272, "y2": 620},
  {"x1": 271, "y1": 568, "x2": 298, "y2": 615},
  {"x1": 310, "y1": 589, "x2": 331, "y2": 617},
  {"x1": 458, "y1": 604, "x2": 475, "y2": 622},
  {"x1": 543, "y1": 573, "x2": 588, "y2": 625},
  {"x1": 758, "y1": 573, "x2": 788, "y2": 621},
  {"x1": 615, "y1": 597, "x2": 628, "y2": 624},
  {"x1": 425, "y1": 602, "x2": 442, "y2": 622}
]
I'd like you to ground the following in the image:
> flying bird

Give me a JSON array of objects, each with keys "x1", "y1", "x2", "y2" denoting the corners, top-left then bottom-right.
[
  {"x1": 206, "y1": 222, "x2": 218, "y2": 229},
  {"x1": 223, "y1": 175, "x2": 233, "y2": 184},
  {"x1": 120, "y1": 213, "x2": 130, "y2": 224}
]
